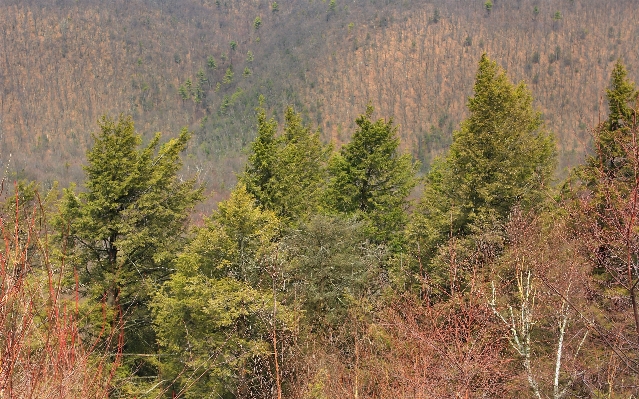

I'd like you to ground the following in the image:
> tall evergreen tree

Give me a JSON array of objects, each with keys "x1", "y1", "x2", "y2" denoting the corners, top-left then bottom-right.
[
  {"x1": 409, "y1": 54, "x2": 555, "y2": 293},
  {"x1": 152, "y1": 184, "x2": 293, "y2": 398},
  {"x1": 588, "y1": 59, "x2": 639, "y2": 180},
  {"x1": 416, "y1": 54, "x2": 555, "y2": 239},
  {"x1": 575, "y1": 60, "x2": 639, "y2": 356},
  {"x1": 57, "y1": 115, "x2": 202, "y2": 365},
  {"x1": 242, "y1": 106, "x2": 330, "y2": 224},
  {"x1": 325, "y1": 105, "x2": 418, "y2": 246}
]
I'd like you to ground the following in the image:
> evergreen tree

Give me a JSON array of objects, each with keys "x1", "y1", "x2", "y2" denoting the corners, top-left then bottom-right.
[
  {"x1": 417, "y1": 54, "x2": 554, "y2": 238},
  {"x1": 409, "y1": 54, "x2": 555, "y2": 290},
  {"x1": 242, "y1": 106, "x2": 330, "y2": 224},
  {"x1": 57, "y1": 115, "x2": 202, "y2": 366},
  {"x1": 284, "y1": 215, "x2": 385, "y2": 336},
  {"x1": 589, "y1": 59, "x2": 639, "y2": 180},
  {"x1": 575, "y1": 60, "x2": 639, "y2": 357},
  {"x1": 243, "y1": 107, "x2": 278, "y2": 210},
  {"x1": 325, "y1": 105, "x2": 418, "y2": 246},
  {"x1": 152, "y1": 184, "x2": 293, "y2": 398}
]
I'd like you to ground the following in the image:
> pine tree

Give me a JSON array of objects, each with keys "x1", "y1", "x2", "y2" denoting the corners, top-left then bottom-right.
[
  {"x1": 591, "y1": 59, "x2": 639, "y2": 179},
  {"x1": 57, "y1": 115, "x2": 202, "y2": 365},
  {"x1": 410, "y1": 54, "x2": 555, "y2": 284},
  {"x1": 420, "y1": 54, "x2": 555, "y2": 236},
  {"x1": 576, "y1": 60, "x2": 639, "y2": 353},
  {"x1": 152, "y1": 184, "x2": 292, "y2": 398},
  {"x1": 325, "y1": 105, "x2": 418, "y2": 246},
  {"x1": 242, "y1": 106, "x2": 330, "y2": 223}
]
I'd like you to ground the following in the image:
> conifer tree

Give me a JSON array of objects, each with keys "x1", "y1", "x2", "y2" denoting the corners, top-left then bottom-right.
[
  {"x1": 242, "y1": 106, "x2": 330, "y2": 224},
  {"x1": 590, "y1": 59, "x2": 639, "y2": 179},
  {"x1": 152, "y1": 184, "x2": 292, "y2": 398},
  {"x1": 325, "y1": 105, "x2": 418, "y2": 246},
  {"x1": 409, "y1": 54, "x2": 555, "y2": 288},
  {"x1": 57, "y1": 115, "x2": 202, "y2": 360},
  {"x1": 417, "y1": 54, "x2": 555, "y2": 239}
]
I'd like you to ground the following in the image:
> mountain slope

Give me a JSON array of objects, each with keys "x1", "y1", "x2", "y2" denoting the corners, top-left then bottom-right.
[{"x1": 0, "y1": 0, "x2": 636, "y2": 198}]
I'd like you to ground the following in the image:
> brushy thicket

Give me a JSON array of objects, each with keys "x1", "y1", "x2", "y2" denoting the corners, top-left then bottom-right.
[{"x1": 0, "y1": 183, "x2": 121, "y2": 399}]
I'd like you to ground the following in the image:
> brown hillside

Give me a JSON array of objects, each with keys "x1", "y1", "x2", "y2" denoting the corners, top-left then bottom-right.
[{"x1": 0, "y1": 0, "x2": 636, "y2": 198}]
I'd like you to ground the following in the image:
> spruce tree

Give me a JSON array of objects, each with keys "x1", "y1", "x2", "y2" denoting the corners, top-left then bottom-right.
[
  {"x1": 152, "y1": 184, "x2": 291, "y2": 398},
  {"x1": 410, "y1": 54, "x2": 555, "y2": 283},
  {"x1": 242, "y1": 106, "x2": 330, "y2": 224},
  {"x1": 418, "y1": 54, "x2": 555, "y2": 238},
  {"x1": 57, "y1": 115, "x2": 202, "y2": 364},
  {"x1": 325, "y1": 105, "x2": 418, "y2": 246},
  {"x1": 591, "y1": 59, "x2": 638, "y2": 179}
]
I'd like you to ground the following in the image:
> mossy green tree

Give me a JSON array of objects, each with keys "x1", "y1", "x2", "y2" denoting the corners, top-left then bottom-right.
[
  {"x1": 409, "y1": 54, "x2": 555, "y2": 294},
  {"x1": 152, "y1": 184, "x2": 295, "y2": 398},
  {"x1": 587, "y1": 59, "x2": 639, "y2": 181},
  {"x1": 57, "y1": 115, "x2": 202, "y2": 377},
  {"x1": 242, "y1": 106, "x2": 330, "y2": 224},
  {"x1": 577, "y1": 60, "x2": 639, "y2": 349},
  {"x1": 283, "y1": 215, "x2": 386, "y2": 338},
  {"x1": 325, "y1": 105, "x2": 419, "y2": 247}
]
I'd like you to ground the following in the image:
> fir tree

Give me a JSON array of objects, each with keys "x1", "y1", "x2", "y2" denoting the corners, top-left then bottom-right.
[
  {"x1": 242, "y1": 106, "x2": 330, "y2": 224},
  {"x1": 57, "y1": 115, "x2": 202, "y2": 366},
  {"x1": 410, "y1": 54, "x2": 555, "y2": 280},
  {"x1": 326, "y1": 105, "x2": 418, "y2": 246}
]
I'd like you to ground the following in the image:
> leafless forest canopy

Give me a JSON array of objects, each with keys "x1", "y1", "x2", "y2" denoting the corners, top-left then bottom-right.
[{"x1": 0, "y1": 0, "x2": 636, "y2": 198}]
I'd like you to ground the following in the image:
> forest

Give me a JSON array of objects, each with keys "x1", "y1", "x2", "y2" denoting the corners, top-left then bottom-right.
[
  {"x1": 0, "y1": 0, "x2": 637, "y2": 204},
  {"x1": 2, "y1": 51, "x2": 639, "y2": 398}
]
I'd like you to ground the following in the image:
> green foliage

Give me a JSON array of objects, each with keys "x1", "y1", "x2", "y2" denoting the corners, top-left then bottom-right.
[
  {"x1": 484, "y1": 0, "x2": 493, "y2": 14},
  {"x1": 152, "y1": 184, "x2": 293, "y2": 398},
  {"x1": 325, "y1": 105, "x2": 418, "y2": 247},
  {"x1": 606, "y1": 59, "x2": 637, "y2": 133},
  {"x1": 243, "y1": 66, "x2": 252, "y2": 77},
  {"x1": 242, "y1": 106, "x2": 330, "y2": 223},
  {"x1": 284, "y1": 215, "x2": 386, "y2": 336},
  {"x1": 247, "y1": 50, "x2": 254, "y2": 63},
  {"x1": 207, "y1": 55, "x2": 217, "y2": 69},
  {"x1": 223, "y1": 65, "x2": 234, "y2": 84},
  {"x1": 229, "y1": 40, "x2": 237, "y2": 51},
  {"x1": 254, "y1": 16, "x2": 262, "y2": 30},
  {"x1": 432, "y1": 8, "x2": 440, "y2": 23},
  {"x1": 412, "y1": 54, "x2": 555, "y2": 259},
  {"x1": 581, "y1": 59, "x2": 638, "y2": 196},
  {"x1": 57, "y1": 114, "x2": 202, "y2": 359},
  {"x1": 178, "y1": 83, "x2": 190, "y2": 101},
  {"x1": 271, "y1": 1, "x2": 279, "y2": 12},
  {"x1": 196, "y1": 68, "x2": 207, "y2": 88}
]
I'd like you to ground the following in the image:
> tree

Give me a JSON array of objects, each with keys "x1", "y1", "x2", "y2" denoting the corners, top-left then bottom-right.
[
  {"x1": 325, "y1": 105, "x2": 418, "y2": 246},
  {"x1": 223, "y1": 65, "x2": 234, "y2": 84},
  {"x1": 576, "y1": 61, "x2": 639, "y2": 359},
  {"x1": 416, "y1": 54, "x2": 554, "y2": 238},
  {"x1": 432, "y1": 8, "x2": 441, "y2": 23},
  {"x1": 152, "y1": 184, "x2": 295, "y2": 398},
  {"x1": 283, "y1": 215, "x2": 384, "y2": 337},
  {"x1": 592, "y1": 59, "x2": 639, "y2": 179},
  {"x1": 242, "y1": 106, "x2": 330, "y2": 224},
  {"x1": 57, "y1": 115, "x2": 202, "y2": 372},
  {"x1": 408, "y1": 55, "x2": 554, "y2": 297},
  {"x1": 207, "y1": 55, "x2": 217, "y2": 70},
  {"x1": 484, "y1": 0, "x2": 493, "y2": 15},
  {"x1": 178, "y1": 83, "x2": 190, "y2": 102}
]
